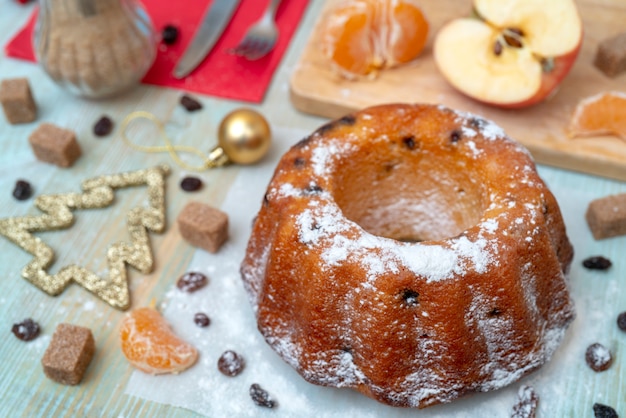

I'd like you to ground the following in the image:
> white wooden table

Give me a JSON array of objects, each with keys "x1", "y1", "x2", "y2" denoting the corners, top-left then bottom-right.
[{"x1": 1, "y1": 1, "x2": 625, "y2": 417}]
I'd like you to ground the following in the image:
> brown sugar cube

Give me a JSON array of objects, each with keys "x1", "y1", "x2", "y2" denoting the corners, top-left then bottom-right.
[
  {"x1": 0, "y1": 78, "x2": 37, "y2": 124},
  {"x1": 41, "y1": 323, "x2": 95, "y2": 385},
  {"x1": 594, "y1": 32, "x2": 626, "y2": 78},
  {"x1": 586, "y1": 193, "x2": 626, "y2": 240},
  {"x1": 178, "y1": 201, "x2": 228, "y2": 253},
  {"x1": 29, "y1": 123, "x2": 81, "y2": 167}
]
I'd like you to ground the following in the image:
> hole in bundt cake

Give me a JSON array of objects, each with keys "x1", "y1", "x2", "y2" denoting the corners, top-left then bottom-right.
[
  {"x1": 401, "y1": 289, "x2": 419, "y2": 307},
  {"x1": 331, "y1": 136, "x2": 487, "y2": 242}
]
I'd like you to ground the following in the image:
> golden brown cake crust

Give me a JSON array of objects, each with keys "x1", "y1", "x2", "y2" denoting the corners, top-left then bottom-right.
[{"x1": 241, "y1": 103, "x2": 574, "y2": 408}]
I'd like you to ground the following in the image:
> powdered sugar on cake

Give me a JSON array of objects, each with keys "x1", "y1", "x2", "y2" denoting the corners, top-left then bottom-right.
[
  {"x1": 240, "y1": 104, "x2": 575, "y2": 409},
  {"x1": 453, "y1": 109, "x2": 506, "y2": 141},
  {"x1": 295, "y1": 199, "x2": 497, "y2": 283},
  {"x1": 310, "y1": 140, "x2": 357, "y2": 177}
]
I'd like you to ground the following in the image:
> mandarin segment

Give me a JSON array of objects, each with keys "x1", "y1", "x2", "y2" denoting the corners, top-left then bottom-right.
[
  {"x1": 321, "y1": 0, "x2": 429, "y2": 79},
  {"x1": 120, "y1": 306, "x2": 198, "y2": 375},
  {"x1": 569, "y1": 91, "x2": 626, "y2": 140},
  {"x1": 322, "y1": 1, "x2": 376, "y2": 77},
  {"x1": 384, "y1": 0, "x2": 429, "y2": 65}
]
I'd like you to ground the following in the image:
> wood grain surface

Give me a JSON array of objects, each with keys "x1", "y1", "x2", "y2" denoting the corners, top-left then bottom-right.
[{"x1": 290, "y1": 0, "x2": 626, "y2": 181}]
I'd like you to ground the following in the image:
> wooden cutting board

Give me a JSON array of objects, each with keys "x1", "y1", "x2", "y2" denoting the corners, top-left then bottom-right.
[{"x1": 290, "y1": 0, "x2": 626, "y2": 181}]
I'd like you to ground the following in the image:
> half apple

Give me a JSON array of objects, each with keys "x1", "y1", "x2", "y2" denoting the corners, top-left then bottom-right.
[{"x1": 434, "y1": 0, "x2": 583, "y2": 108}]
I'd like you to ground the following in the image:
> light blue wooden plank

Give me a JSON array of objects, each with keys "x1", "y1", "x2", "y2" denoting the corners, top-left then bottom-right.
[{"x1": 1, "y1": 0, "x2": 625, "y2": 416}]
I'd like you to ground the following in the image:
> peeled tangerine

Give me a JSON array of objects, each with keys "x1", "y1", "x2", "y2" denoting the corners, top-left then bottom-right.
[
  {"x1": 569, "y1": 91, "x2": 626, "y2": 141},
  {"x1": 120, "y1": 306, "x2": 198, "y2": 374},
  {"x1": 321, "y1": 0, "x2": 429, "y2": 79}
]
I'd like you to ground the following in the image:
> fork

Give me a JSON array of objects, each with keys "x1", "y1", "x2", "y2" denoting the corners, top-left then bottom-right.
[{"x1": 230, "y1": 0, "x2": 283, "y2": 60}]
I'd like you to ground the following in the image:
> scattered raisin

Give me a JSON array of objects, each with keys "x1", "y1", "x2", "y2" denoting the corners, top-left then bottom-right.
[
  {"x1": 93, "y1": 116, "x2": 114, "y2": 137},
  {"x1": 593, "y1": 403, "x2": 618, "y2": 418},
  {"x1": 249, "y1": 383, "x2": 276, "y2": 408},
  {"x1": 12, "y1": 180, "x2": 32, "y2": 200},
  {"x1": 585, "y1": 343, "x2": 612, "y2": 372},
  {"x1": 218, "y1": 350, "x2": 245, "y2": 377},
  {"x1": 582, "y1": 256, "x2": 612, "y2": 270},
  {"x1": 176, "y1": 272, "x2": 208, "y2": 293},
  {"x1": 180, "y1": 94, "x2": 203, "y2": 112},
  {"x1": 180, "y1": 176, "x2": 203, "y2": 192},
  {"x1": 511, "y1": 385, "x2": 538, "y2": 418},
  {"x1": 194, "y1": 312, "x2": 211, "y2": 327},
  {"x1": 617, "y1": 312, "x2": 626, "y2": 332},
  {"x1": 12, "y1": 318, "x2": 40, "y2": 341},
  {"x1": 161, "y1": 24, "x2": 179, "y2": 45}
]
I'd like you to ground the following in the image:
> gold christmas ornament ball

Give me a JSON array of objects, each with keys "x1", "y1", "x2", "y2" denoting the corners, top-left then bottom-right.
[{"x1": 218, "y1": 108, "x2": 271, "y2": 165}]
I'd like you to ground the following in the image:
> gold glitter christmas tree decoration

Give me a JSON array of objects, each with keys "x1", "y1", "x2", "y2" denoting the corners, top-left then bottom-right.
[{"x1": 0, "y1": 165, "x2": 170, "y2": 310}]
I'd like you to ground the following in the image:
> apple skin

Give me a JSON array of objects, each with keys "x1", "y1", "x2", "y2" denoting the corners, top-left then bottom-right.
[
  {"x1": 483, "y1": 41, "x2": 582, "y2": 109},
  {"x1": 433, "y1": 1, "x2": 583, "y2": 109}
]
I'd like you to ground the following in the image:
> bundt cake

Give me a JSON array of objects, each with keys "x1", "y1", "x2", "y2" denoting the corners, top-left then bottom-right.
[{"x1": 240, "y1": 103, "x2": 575, "y2": 408}]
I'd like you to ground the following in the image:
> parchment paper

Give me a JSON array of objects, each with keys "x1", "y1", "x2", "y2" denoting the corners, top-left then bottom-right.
[{"x1": 125, "y1": 126, "x2": 622, "y2": 417}]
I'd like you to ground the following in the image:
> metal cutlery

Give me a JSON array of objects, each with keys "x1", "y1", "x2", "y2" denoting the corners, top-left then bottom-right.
[
  {"x1": 230, "y1": 0, "x2": 283, "y2": 60},
  {"x1": 173, "y1": 0, "x2": 241, "y2": 79}
]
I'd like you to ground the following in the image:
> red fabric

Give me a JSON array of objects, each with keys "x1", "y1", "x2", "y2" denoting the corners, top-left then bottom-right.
[{"x1": 4, "y1": 0, "x2": 310, "y2": 103}]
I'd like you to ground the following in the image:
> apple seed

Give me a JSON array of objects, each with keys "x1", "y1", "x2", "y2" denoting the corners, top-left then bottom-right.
[
  {"x1": 503, "y1": 32, "x2": 523, "y2": 48},
  {"x1": 507, "y1": 27, "x2": 525, "y2": 37},
  {"x1": 493, "y1": 40, "x2": 503, "y2": 56}
]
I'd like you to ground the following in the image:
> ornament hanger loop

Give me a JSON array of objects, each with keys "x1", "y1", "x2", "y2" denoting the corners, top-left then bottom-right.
[{"x1": 120, "y1": 109, "x2": 271, "y2": 172}]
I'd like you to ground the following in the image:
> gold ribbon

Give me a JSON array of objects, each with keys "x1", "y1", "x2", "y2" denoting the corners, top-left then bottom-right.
[{"x1": 120, "y1": 111, "x2": 212, "y2": 172}]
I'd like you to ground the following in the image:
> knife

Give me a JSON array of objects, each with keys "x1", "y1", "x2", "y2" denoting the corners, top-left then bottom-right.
[{"x1": 173, "y1": 0, "x2": 241, "y2": 79}]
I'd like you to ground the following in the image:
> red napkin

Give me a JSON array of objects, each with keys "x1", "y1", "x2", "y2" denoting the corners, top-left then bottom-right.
[{"x1": 4, "y1": 0, "x2": 310, "y2": 103}]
